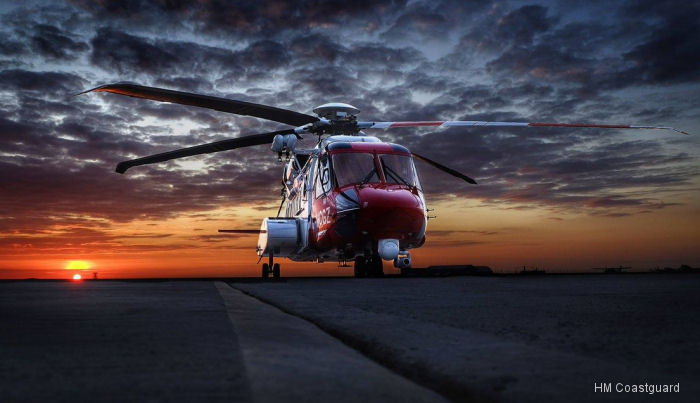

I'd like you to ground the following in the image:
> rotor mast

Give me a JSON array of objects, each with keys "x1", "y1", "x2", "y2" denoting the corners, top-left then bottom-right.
[{"x1": 308, "y1": 103, "x2": 361, "y2": 136}]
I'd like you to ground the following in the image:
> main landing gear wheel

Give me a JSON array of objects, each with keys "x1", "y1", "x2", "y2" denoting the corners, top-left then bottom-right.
[
  {"x1": 354, "y1": 256, "x2": 366, "y2": 278},
  {"x1": 262, "y1": 252, "x2": 280, "y2": 280}
]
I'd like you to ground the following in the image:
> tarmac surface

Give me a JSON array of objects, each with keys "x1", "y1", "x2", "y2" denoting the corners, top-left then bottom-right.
[
  {"x1": 1, "y1": 274, "x2": 699, "y2": 402},
  {"x1": 0, "y1": 281, "x2": 251, "y2": 402}
]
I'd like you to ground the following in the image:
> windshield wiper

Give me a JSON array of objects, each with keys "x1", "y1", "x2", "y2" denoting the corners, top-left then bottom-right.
[
  {"x1": 360, "y1": 168, "x2": 376, "y2": 185},
  {"x1": 383, "y1": 164, "x2": 411, "y2": 187}
]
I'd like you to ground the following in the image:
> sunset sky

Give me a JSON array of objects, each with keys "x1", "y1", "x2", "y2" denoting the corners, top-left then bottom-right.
[{"x1": 1, "y1": 0, "x2": 698, "y2": 279}]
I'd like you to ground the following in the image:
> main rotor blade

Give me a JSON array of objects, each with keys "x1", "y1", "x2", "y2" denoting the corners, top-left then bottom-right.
[
  {"x1": 81, "y1": 83, "x2": 319, "y2": 127},
  {"x1": 412, "y1": 152, "x2": 477, "y2": 185},
  {"x1": 116, "y1": 129, "x2": 294, "y2": 174},
  {"x1": 360, "y1": 121, "x2": 690, "y2": 135}
]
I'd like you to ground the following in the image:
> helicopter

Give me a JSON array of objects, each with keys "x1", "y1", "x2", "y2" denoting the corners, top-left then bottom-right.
[{"x1": 82, "y1": 83, "x2": 688, "y2": 278}]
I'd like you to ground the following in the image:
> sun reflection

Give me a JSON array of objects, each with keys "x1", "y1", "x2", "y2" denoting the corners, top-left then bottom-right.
[{"x1": 66, "y1": 260, "x2": 91, "y2": 270}]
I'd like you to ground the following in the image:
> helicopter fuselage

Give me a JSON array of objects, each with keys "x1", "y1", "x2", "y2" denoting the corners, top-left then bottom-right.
[
  {"x1": 84, "y1": 83, "x2": 685, "y2": 278},
  {"x1": 257, "y1": 136, "x2": 427, "y2": 267}
]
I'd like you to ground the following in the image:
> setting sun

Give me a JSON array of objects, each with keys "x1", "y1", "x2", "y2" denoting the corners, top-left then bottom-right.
[
  {"x1": 66, "y1": 260, "x2": 91, "y2": 271},
  {"x1": 72, "y1": 274, "x2": 82, "y2": 281}
]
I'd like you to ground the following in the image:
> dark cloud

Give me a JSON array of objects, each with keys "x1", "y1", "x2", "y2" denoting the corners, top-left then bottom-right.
[
  {"x1": 30, "y1": 23, "x2": 89, "y2": 60},
  {"x1": 289, "y1": 34, "x2": 343, "y2": 63},
  {"x1": 0, "y1": 69, "x2": 87, "y2": 95},
  {"x1": 0, "y1": 39, "x2": 28, "y2": 58},
  {"x1": 495, "y1": 5, "x2": 554, "y2": 44},
  {"x1": 380, "y1": 0, "x2": 492, "y2": 43},
  {"x1": 404, "y1": 124, "x2": 697, "y2": 215},
  {"x1": 381, "y1": 9, "x2": 450, "y2": 42},
  {"x1": 460, "y1": 5, "x2": 554, "y2": 51},
  {"x1": 345, "y1": 44, "x2": 425, "y2": 70},
  {"x1": 90, "y1": 27, "x2": 238, "y2": 76},
  {"x1": 621, "y1": 3, "x2": 700, "y2": 83},
  {"x1": 89, "y1": 27, "x2": 297, "y2": 92},
  {"x1": 487, "y1": 44, "x2": 589, "y2": 82},
  {"x1": 0, "y1": 155, "x2": 282, "y2": 229},
  {"x1": 72, "y1": 0, "x2": 409, "y2": 37},
  {"x1": 484, "y1": 1, "x2": 700, "y2": 90}
]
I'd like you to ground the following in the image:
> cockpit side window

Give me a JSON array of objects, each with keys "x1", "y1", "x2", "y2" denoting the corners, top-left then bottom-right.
[{"x1": 332, "y1": 153, "x2": 379, "y2": 188}]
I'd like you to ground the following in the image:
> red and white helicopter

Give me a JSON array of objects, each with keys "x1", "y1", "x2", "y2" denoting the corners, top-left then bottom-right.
[{"x1": 83, "y1": 83, "x2": 688, "y2": 278}]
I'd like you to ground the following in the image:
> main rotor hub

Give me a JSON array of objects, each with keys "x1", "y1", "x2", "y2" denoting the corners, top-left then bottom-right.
[{"x1": 313, "y1": 103, "x2": 360, "y2": 121}]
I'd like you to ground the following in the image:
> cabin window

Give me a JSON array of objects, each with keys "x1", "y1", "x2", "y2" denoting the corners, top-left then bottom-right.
[
  {"x1": 315, "y1": 155, "x2": 332, "y2": 198},
  {"x1": 379, "y1": 154, "x2": 419, "y2": 188},
  {"x1": 332, "y1": 153, "x2": 379, "y2": 187}
]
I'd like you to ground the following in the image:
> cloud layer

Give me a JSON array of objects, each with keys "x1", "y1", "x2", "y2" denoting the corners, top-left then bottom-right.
[{"x1": 1, "y1": 0, "x2": 698, "y2": 269}]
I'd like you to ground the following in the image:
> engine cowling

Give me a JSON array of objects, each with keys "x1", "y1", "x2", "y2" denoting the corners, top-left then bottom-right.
[
  {"x1": 270, "y1": 134, "x2": 297, "y2": 153},
  {"x1": 257, "y1": 218, "x2": 301, "y2": 257}
]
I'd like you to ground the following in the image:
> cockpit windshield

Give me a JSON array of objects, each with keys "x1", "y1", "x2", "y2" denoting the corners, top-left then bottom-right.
[
  {"x1": 331, "y1": 152, "x2": 420, "y2": 188},
  {"x1": 332, "y1": 153, "x2": 379, "y2": 187},
  {"x1": 379, "y1": 154, "x2": 419, "y2": 188}
]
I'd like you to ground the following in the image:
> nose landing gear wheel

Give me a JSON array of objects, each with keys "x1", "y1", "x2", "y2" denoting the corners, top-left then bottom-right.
[
  {"x1": 354, "y1": 255, "x2": 384, "y2": 277},
  {"x1": 273, "y1": 263, "x2": 280, "y2": 279},
  {"x1": 262, "y1": 252, "x2": 280, "y2": 279},
  {"x1": 367, "y1": 255, "x2": 384, "y2": 277}
]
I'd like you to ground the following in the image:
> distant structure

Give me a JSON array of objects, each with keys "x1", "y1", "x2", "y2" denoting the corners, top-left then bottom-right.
[
  {"x1": 93, "y1": 272, "x2": 98, "y2": 280},
  {"x1": 652, "y1": 265, "x2": 700, "y2": 273},
  {"x1": 592, "y1": 266, "x2": 631, "y2": 273},
  {"x1": 519, "y1": 266, "x2": 546, "y2": 275},
  {"x1": 403, "y1": 265, "x2": 493, "y2": 277}
]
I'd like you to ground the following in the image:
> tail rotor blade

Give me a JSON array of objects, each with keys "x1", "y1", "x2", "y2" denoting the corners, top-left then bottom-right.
[
  {"x1": 412, "y1": 152, "x2": 477, "y2": 185},
  {"x1": 116, "y1": 128, "x2": 294, "y2": 174},
  {"x1": 81, "y1": 83, "x2": 318, "y2": 127}
]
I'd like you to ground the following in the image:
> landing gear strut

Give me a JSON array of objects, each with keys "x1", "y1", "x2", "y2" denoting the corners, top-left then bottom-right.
[
  {"x1": 262, "y1": 252, "x2": 281, "y2": 279},
  {"x1": 354, "y1": 255, "x2": 384, "y2": 278},
  {"x1": 353, "y1": 256, "x2": 365, "y2": 277}
]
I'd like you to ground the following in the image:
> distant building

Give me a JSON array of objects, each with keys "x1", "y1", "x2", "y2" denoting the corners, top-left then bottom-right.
[{"x1": 592, "y1": 266, "x2": 630, "y2": 273}]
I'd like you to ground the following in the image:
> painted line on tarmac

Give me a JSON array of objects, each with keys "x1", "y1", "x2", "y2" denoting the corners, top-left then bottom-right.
[{"x1": 215, "y1": 281, "x2": 447, "y2": 403}]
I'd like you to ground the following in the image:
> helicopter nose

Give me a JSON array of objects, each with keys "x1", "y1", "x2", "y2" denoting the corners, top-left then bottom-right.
[{"x1": 355, "y1": 186, "x2": 426, "y2": 241}]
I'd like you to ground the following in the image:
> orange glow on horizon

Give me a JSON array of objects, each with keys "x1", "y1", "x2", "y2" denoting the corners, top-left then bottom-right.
[
  {"x1": 0, "y1": 197, "x2": 697, "y2": 279},
  {"x1": 66, "y1": 260, "x2": 92, "y2": 271}
]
